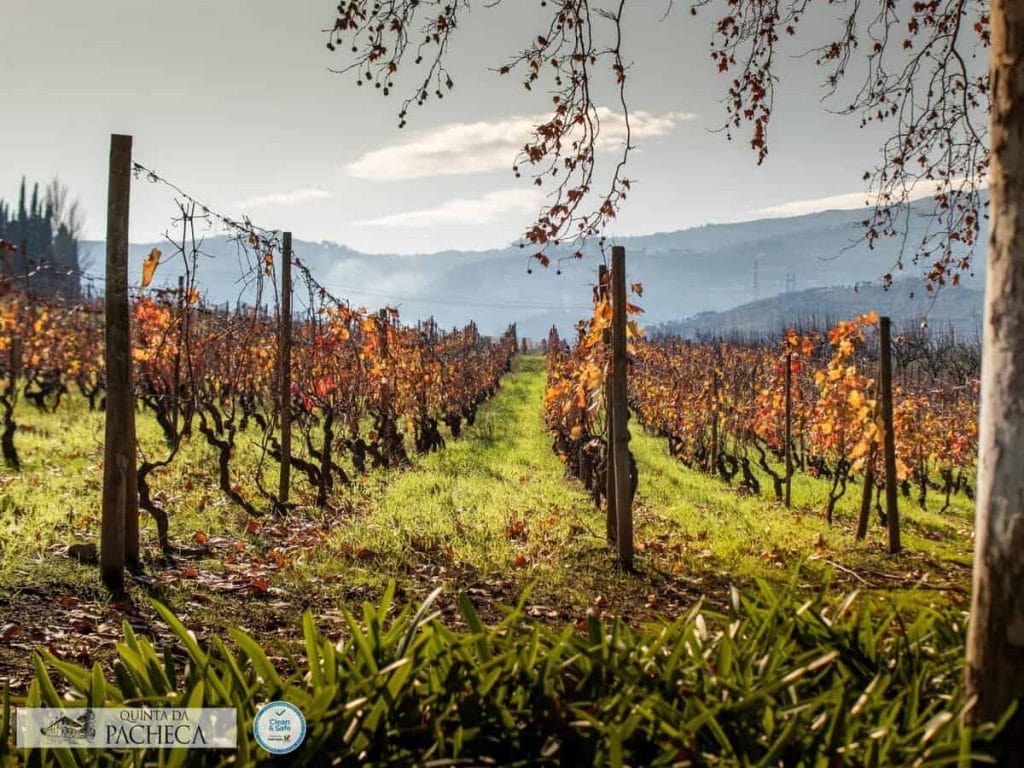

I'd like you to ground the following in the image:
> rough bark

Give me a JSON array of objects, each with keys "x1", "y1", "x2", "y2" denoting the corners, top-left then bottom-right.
[
  {"x1": 100, "y1": 134, "x2": 138, "y2": 593},
  {"x1": 965, "y1": 0, "x2": 1024, "y2": 747},
  {"x1": 197, "y1": 407, "x2": 260, "y2": 517}
]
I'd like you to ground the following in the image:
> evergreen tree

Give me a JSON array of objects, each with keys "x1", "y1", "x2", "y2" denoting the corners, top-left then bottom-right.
[{"x1": 0, "y1": 177, "x2": 81, "y2": 298}]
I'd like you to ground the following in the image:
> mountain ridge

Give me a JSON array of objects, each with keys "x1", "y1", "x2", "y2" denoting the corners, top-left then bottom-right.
[
  {"x1": 79, "y1": 202, "x2": 987, "y2": 339},
  {"x1": 653, "y1": 277, "x2": 984, "y2": 340}
]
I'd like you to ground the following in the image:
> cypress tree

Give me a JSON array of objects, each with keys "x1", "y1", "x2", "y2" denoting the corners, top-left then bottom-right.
[{"x1": 0, "y1": 177, "x2": 81, "y2": 297}]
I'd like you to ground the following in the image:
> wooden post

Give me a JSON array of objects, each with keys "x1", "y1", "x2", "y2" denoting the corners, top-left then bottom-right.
[
  {"x1": 181, "y1": 274, "x2": 193, "y2": 436},
  {"x1": 610, "y1": 246, "x2": 633, "y2": 567},
  {"x1": 879, "y1": 316, "x2": 901, "y2": 554},
  {"x1": 599, "y1": 264, "x2": 616, "y2": 543},
  {"x1": 710, "y1": 348, "x2": 720, "y2": 474},
  {"x1": 172, "y1": 274, "x2": 184, "y2": 433},
  {"x1": 278, "y1": 232, "x2": 292, "y2": 507},
  {"x1": 9, "y1": 337, "x2": 21, "y2": 383},
  {"x1": 378, "y1": 309, "x2": 391, "y2": 409},
  {"x1": 784, "y1": 351, "x2": 793, "y2": 508},
  {"x1": 379, "y1": 309, "x2": 389, "y2": 355},
  {"x1": 101, "y1": 133, "x2": 139, "y2": 590}
]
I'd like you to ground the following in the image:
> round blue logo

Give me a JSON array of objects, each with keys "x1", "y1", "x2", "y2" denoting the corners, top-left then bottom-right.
[{"x1": 253, "y1": 701, "x2": 306, "y2": 755}]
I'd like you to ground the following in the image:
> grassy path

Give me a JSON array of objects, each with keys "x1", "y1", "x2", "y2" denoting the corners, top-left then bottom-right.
[
  {"x1": 304, "y1": 353, "x2": 973, "y2": 617},
  {"x1": 307, "y1": 355, "x2": 674, "y2": 616}
]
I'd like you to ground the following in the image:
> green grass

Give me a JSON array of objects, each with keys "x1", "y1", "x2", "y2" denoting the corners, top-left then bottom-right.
[
  {"x1": 309, "y1": 356, "x2": 599, "y2": 585},
  {"x1": 0, "y1": 394, "x2": 277, "y2": 584},
  {"x1": 303, "y1": 358, "x2": 967, "y2": 614},
  {"x1": 631, "y1": 426, "x2": 975, "y2": 589},
  {"x1": 0, "y1": 355, "x2": 976, "y2": 691}
]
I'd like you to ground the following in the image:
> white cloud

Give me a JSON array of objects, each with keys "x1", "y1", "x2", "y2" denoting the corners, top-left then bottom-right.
[
  {"x1": 750, "y1": 178, "x2": 983, "y2": 218},
  {"x1": 352, "y1": 188, "x2": 540, "y2": 228},
  {"x1": 346, "y1": 109, "x2": 697, "y2": 181},
  {"x1": 751, "y1": 191, "x2": 875, "y2": 218},
  {"x1": 235, "y1": 188, "x2": 333, "y2": 208}
]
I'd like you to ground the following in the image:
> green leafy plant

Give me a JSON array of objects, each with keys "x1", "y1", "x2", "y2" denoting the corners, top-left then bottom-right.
[{"x1": 0, "y1": 582, "x2": 1010, "y2": 766}]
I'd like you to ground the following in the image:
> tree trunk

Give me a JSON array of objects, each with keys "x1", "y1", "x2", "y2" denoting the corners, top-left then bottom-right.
[{"x1": 965, "y1": 0, "x2": 1024, "y2": 747}]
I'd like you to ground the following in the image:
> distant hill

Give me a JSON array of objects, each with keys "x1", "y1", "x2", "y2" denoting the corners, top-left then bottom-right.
[
  {"x1": 79, "y1": 201, "x2": 986, "y2": 340},
  {"x1": 653, "y1": 278, "x2": 985, "y2": 341}
]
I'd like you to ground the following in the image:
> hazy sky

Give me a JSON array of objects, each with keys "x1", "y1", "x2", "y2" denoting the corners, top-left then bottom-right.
[{"x1": 1, "y1": 0, "x2": 899, "y2": 254}]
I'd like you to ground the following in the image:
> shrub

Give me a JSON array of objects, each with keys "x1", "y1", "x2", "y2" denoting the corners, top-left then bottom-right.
[{"x1": 0, "y1": 581, "x2": 1008, "y2": 766}]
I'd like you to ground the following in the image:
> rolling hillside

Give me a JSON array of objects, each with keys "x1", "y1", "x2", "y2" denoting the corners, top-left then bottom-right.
[
  {"x1": 653, "y1": 278, "x2": 985, "y2": 340},
  {"x1": 80, "y1": 201, "x2": 987, "y2": 339}
]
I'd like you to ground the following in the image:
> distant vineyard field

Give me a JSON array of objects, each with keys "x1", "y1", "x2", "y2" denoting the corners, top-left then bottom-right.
[{"x1": 544, "y1": 278, "x2": 979, "y2": 529}]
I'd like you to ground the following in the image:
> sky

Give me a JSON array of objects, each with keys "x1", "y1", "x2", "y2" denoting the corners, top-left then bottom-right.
[{"x1": 0, "y1": 0, "x2": 899, "y2": 255}]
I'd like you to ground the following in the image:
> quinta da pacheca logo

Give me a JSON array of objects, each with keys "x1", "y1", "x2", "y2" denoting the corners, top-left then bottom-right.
[{"x1": 16, "y1": 707, "x2": 237, "y2": 749}]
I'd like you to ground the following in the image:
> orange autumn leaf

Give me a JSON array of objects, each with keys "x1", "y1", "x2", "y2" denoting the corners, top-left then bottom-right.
[{"x1": 140, "y1": 248, "x2": 161, "y2": 289}]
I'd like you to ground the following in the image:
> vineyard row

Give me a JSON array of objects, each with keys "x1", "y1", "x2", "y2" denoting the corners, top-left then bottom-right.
[
  {"x1": 0, "y1": 291, "x2": 518, "y2": 547},
  {"x1": 544, "y1": 272, "x2": 979, "y2": 537}
]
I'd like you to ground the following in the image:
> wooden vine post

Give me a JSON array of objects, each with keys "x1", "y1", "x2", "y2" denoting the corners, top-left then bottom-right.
[
  {"x1": 784, "y1": 350, "x2": 793, "y2": 508},
  {"x1": 710, "y1": 347, "x2": 720, "y2": 474},
  {"x1": 879, "y1": 316, "x2": 901, "y2": 554},
  {"x1": 609, "y1": 246, "x2": 634, "y2": 567},
  {"x1": 378, "y1": 308, "x2": 390, "y2": 370},
  {"x1": 278, "y1": 231, "x2": 293, "y2": 508},
  {"x1": 172, "y1": 274, "x2": 184, "y2": 433},
  {"x1": 378, "y1": 309, "x2": 393, "y2": 418},
  {"x1": 599, "y1": 264, "x2": 616, "y2": 544},
  {"x1": 101, "y1": 133, "x2": 140, "y2": 592}
]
